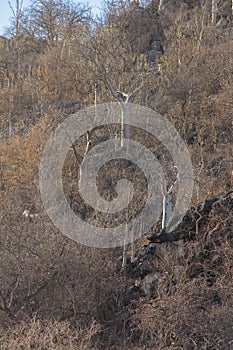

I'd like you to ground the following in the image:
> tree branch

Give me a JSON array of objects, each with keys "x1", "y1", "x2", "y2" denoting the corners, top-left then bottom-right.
[
  {"x1": 104, "y1": 73, "x2": 124, "y2": 104},
  {"x1": 126, "y1": 75, "x2": 144, "y2": 102}
]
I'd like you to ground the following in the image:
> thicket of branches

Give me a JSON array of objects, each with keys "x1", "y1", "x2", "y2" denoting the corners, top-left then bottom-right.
[{"x1": 0, "y1": 0, "x2": 232, "y2": 349}]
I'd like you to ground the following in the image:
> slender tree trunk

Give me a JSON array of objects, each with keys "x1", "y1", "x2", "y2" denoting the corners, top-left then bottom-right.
[
  {"x1": 8, "y1": 114, "x2": 12, "y2": 137},
  {"x1": 158, "y1": 0, "x2": 163, "y2": 13},
  {"x1": 161, "y1": 171, "x2": 179, "y2": 231},
  {"x1": 15, "y1": 0, "x2": 19, "y2": 35},
  {"x1": 103, "y1": 74, "x2": 144, "y2": 268},
  {"x1": 8, "y1": 0, "x2": 22, "y2": 36},
  {"x1": 122, "y1": 224, "x2": 128, "y2": 268},
  {"x1": 178, "y1": 36, "x2": 182, "y2": 70},
  {"x1": 211, "y1": 0, "x2": 217, "y2": 25},
  {"x1": 162, "y1": 191, "x2": 172, "y2": 230},
  {"x1": 121, "y1": 103, "x2": 130, "y2": 147},
  {"x1": 94, "y1": 82, "x2": 98, "y2": 108},
  {"x1": 79, "y1": 131, "x2": 92, "y2": 186}
]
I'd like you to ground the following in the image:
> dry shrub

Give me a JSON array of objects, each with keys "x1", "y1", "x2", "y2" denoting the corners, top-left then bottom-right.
[
  {"x1": 129, "y1": 195, "x2": 233, "y2": 349},
  {"x1": 0, "y1": 2, "x2": 233, "y2": 350},
  {"x1": 0, "y1": 114, "x2": 53, "y2": 192},
  {"x1": 0, "y1": 318, "x2": 100, "y2": 350}
]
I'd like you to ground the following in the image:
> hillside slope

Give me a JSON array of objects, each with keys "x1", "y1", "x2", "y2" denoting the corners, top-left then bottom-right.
[{"x1": 0, "y1": 1, "x2": 233, "y2": 349}]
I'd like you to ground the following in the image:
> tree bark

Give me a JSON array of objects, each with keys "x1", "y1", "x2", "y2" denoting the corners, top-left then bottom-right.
[{"x1": 211, "y1": 0, "x2": 217, "y2": 25}]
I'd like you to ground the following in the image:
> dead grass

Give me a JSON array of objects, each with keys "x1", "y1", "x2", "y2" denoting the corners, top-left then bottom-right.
[{"x1": 0, "y1": 318, "x2": 100, "y2": 350}]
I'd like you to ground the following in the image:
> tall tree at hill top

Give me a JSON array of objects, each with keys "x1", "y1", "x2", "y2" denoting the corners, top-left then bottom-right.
[
  {"x1": 8, "y1": 0, "x2": 23, "y2": 36},
  {"x1": 9, "y1": 0, "x2": 90, "y2": 42}
]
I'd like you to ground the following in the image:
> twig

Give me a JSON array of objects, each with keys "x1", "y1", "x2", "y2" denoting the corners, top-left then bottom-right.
[{"x1": 8, "y1": 275, "x2": 20, "y2": 308}]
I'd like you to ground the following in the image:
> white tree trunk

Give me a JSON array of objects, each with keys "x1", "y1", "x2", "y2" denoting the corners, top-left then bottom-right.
[
  {"x1": 103, "y1": 74, "x2": 144, "y2": 268},
  {"x1": 122, "y1": 224, "x2": 128, "y2": 268},
  {"x1": 161, "y1": 171, "x2": 179, "y2": 231},
  {"x1": 79, "y1": 131, "x2": 92, "y2": 186},
  {"x1": 104, "y1": 74, "x2": 143, "y2": 148},
  {"x1": 131, "y1": 239, "x2": 134, "y2": 263},
  {"x1": 178, "y1": 37, "x2": 182, "y2": 70},
  {"x1": 162, "y1": 191, "x2": 172, "y2": 230},
  {"x1": 211, "y1": 0, "x2": 217, "y2": 25},
  {"x1": 121, "y1": 103, "x2": 130, "y2": 147},
  {"x1": 94, "y1": 82, "x2": 98, "y2": 107},
  {"x1": 158, "y1": 0, "x2": 163, "y2": 13}
]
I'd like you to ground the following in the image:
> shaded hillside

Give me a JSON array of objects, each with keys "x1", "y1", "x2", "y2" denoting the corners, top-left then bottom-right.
[{"x1": 0, "y1": 188, "x2": 232, "y2": 348}]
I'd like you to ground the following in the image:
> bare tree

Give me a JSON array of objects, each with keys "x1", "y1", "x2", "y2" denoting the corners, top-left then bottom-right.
[
  {"x1": 72, "y1": 1, "x2": 151, "y2": 267},
  {"x1": 8, "y1": 0, "x2": 23, "y2": 36},
  {"x1": 104, "y1": 74, "x2": 144, "y2": 268},
  {"x1": 20, "y1": 0, "x2": 90, "y2": 42},
  {"x1": 104, "y1": 73, "x2": 144, "y2": 147}
]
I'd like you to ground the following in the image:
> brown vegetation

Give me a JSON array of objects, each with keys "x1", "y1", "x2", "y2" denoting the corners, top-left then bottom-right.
[{"x1": 0, "y1": 0, "x2": 232, "y2": 349}]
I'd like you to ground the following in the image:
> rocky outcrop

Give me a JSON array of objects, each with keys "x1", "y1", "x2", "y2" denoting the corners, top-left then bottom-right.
[
  {"x1": 148, "y1": 190, "x2": 233, "y2": 243},
  {"x1": 123, "y1": 190, "x2": 233, "y2": 297}
]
